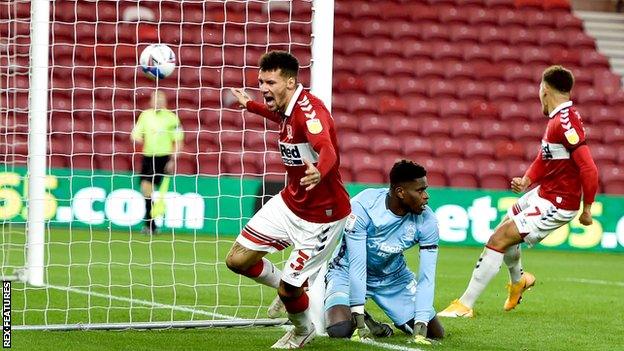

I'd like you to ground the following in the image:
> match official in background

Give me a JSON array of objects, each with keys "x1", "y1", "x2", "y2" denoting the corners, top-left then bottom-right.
[{"x1": 131, "y1": 90, "x2": 184, "y2": 235}]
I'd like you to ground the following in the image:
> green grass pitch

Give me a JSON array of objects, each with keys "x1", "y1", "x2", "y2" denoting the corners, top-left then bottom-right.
[{"x1": 2, "y1": 227, "x2": 622, "y2": 350}]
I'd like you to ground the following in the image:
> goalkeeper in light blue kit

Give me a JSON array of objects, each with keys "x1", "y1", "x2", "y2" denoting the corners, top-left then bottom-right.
[{"x1": 324, "y1": 160, "x2": 444, "y2": 344}]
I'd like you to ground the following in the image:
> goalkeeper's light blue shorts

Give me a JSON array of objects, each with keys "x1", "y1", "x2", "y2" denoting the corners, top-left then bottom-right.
[{"x1": 324, "y1": 266, "x2": 436, "y2": 326}]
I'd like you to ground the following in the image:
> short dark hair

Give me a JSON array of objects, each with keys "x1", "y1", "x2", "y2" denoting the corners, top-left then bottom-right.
[
  {"x1": 542, "y1": 65, "x2": 574, "y2": 93},
  {"x1": 390, "y1": 160, "x2": 427, "y2": 188},
  {"x1": 259, "y1": 51, "x2": 299, "y2": 79}
]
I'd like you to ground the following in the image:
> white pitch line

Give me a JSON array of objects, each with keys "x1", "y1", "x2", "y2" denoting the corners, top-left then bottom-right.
[
  {"x1": 45, "y1": 283, "x2": 236, "y2": 320},
  {"x1": 362, "y1": 339, "x2": 426, "y2": 351},
  {"x1": 557, "y1": 277, "x2": 624, "y2": 287},
  {"x1": 48, "y1": 284, "x2": 426, "y2": 351}
]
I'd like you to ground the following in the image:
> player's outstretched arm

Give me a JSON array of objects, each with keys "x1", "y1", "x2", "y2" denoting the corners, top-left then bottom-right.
[
  {"x1": 228, "y1": 88, "x2": 281, "y2": 123},
  {"x1": 300, "y1": 159, "x2": 321, "y2": 191}
]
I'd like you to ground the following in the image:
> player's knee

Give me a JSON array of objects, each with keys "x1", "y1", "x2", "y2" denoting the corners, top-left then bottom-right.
[
  {"x1": 225, "y1": 250, "x2": 246, "y2": 274},
  {"x1": 326, "y1": 320, "x2": 353, "y2": 338},
  {"x1": 487, "y1": 222, "x2": 517, "y2": 251},
  {"x1": 277, "y1": 280, "x2": 303, "y2": 299}
]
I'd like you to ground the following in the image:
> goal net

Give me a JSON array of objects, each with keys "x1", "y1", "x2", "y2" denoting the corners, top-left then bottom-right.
[{"x1": 0, "y1": 0, "x2": 326, "y2": 330}]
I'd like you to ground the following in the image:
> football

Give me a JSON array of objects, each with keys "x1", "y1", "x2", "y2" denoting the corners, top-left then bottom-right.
[{"x1": 139, "y1": 44, "x2": 176, "y2": 80}]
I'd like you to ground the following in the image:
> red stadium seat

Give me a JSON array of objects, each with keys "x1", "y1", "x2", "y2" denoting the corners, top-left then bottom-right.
[
  {"x1": 389, "y1": 22, "x2": 422, "y2": 41},
  {"x1": 514, "y1": 0, "x2": 542, "y2": 9},
  {"x1": 512, "y1": 120, "x2": 544, "y2": 142},
  {"x1": 351, "y1": 153, "x2": 386, "y2": 184},
  {"x1": 373, "y1": 39, "x2": 405, "y2": 58},
  {"x1": 521, "y1": 47, "x2": 552, "y2": 65},
  {"x1": 446, "y1": 61, "x2": 475, "y2": 81},
  {"x1": 601, "y1": 164, "x2": 624, "y2": 195},
  {"x1": 361, "y1": 20, "x2": 394, "y2": 38},
  {"x1": 370, "y1": 135, "x2": 403, "y2": 155},
  {"x1": 196, "y1": 153, "x2": 222, "y2": 176},
  {"x1": 340, "y1": 132, "x2": 371, "y2": 153},
  {"x1": 538, "y1": 29, "x2": 569, "y2": 48},
  {"x1": 576, "y1": 88, "x2": 606, "y2": 105},
  {"x1": 403, "y1": 138, "x2": 434, "y2": 157},
  {"x1": 433, "y1": 42, "x2": 465, "y2": 61},
  {"x1": 449, "y1": 24, "x2": 480, "y2": 44},
  {"x1": 408, "y1": 99, "x2": 440, "y2": 118},
  {"x1": 555, "y1": 13, "x2": 583, "y2": 30},
  {"x1": 359, "y1": 114, "x2": 393, "y2": 135},
  {"x1": 439, "y1": 6, "x2": 471, "y2": 24},
  {"x1": 477, "y1": 160, "x2": 509, "y2": 189},
  {"x1": 506, "y1": 160, "x2": 531, "y2": 178},
  {"x1": 384, "y1": 58, "x2": 417, "y2": 76},
  {"x1": 479, "y1": 26, "x2": 508, "y2": 45},
  {"x1": 450, "y1": 118, "x2": 482, "y2": 139},
  {"x1": 463, "y1": 43, "x2": 493, "y2": 63},
  {"x1": 432, "y1": 137, "x2": 464, "y2": 158},
  {"x1": 603, "y1": 126, "x2": 624, "y2": 146},
  {"x1": 470, "y1": 101, "x2": 500, "y2": 120},
  {"x1": 402, "y1": 40, "x2": 436, "y2": 59},
  {"x1": 468, "y1": 8, "x2": 499, "y2": 25},
  {"x1": 456, "y1": 81, "x2": 488, "y2": 100},
  {"x1": 222, "y1": 152, "x2": 262, "y2": 176},
  {"x1": 591, "y1": 144, "x2": 618, "y2": 165},
  {"x1": 396, "y1": 77, "x2": 427, "y2": 97},
  {"x1": 499, "y1": 102, "x2": 537, "y2": 122},
  {"x1": 365, "y1": 75, "x2": 396, "y2": 95},
  {"x1": 525, "y1": 9, "x2": 556, "y2": 29},
  {"x1": 415, "y1": 60, "x2": 447, "y2": 79},
  {"x1": 427, "y1": 79, "x2": 456, "y2": 98},
  {"x1": 488, "y1": 82, "x2": 518, "y2": 102},
  {"x1": 496, "y1": 140, "x2": 527, "y2": 160},
  {"x1": 481, "y1": 120, "x2": 511, "y2": 141},
  {"x1": 485, "y1": 0, "x2": 515, "y2": 8},
  {"x1": 333, "y1": 113, "x2": 359, "y2": 134},
  {"x1": 420, "y1": 118, "x2": 451, "y2": 138},
  {"x1": 493, "y1": 45, "x2": 523, "y2": 65},
  {"x1": 438, "y1": 99, "x2": 469, "y2": 118},
  {"x1": 464, "y1": 139, "x2": 496, "y2": 161},
  {"x1": 390, "y1": 116, "x2": 420, "y2": 137},
  {"x1": 508, "y1": 27, "x2": 539, "y2": 46},
  {"x1": 516, "y1": 83, "x2": 540, "y2": 102},
  {"x1": 580, "y1": 50, "x2": 609, "y2": 68},
  {"x1": 446, "y1": 158, "x2": 479, "y2": 188},
  {"x1": 544, "y1": 0, "x2": 572, "y2": 11},
  {"x1": 587, "y1": 106, "x2": 620, "y2": 126},
  {"x1": 566, "y1": 31, "x2": 595, "y2": 50},
  {"x1": 496, "y1": 8, "x2": 526, "y2": 27},
  {"x1": 416, "y1": 157, "x2": 448, "y2": 187},
  {"x1": 379, "y1": 96, "x2": 408, "y2": 115},
  {"x1": 421, "y1": 24, "x2": 450, "y2": 42},
  {"x1": 503, "y1": 65, "x2": 534, "y2": 83}
]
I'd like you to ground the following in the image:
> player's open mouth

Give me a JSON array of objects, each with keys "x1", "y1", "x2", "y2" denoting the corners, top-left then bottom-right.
[{"x1": 264, "y1": 96, "x2": 275, "y2": 107}]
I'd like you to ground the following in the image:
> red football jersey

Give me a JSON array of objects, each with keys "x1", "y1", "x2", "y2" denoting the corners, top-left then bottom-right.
[
  {"x1": 246, "y1": 84, "x2": 351, "y2": 223},
  {"x1": 525, "y1": 101, "x2": 597, "y2": 210}
]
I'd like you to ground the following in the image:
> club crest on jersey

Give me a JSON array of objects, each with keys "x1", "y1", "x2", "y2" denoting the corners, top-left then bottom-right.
[
  {"x1": 306, "y1": 118, "x2": 323, "y2": 134},
  {"x1": 286, "y1": 125, "x2": 293, "y2": 140},
  {"x1": 564, "y1": 129, "x2": 580, "y2": 145}
]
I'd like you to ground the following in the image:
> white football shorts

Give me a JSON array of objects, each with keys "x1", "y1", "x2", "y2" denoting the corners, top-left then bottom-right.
[
  {"x1": 507, "y1": 186, "x2": 577, "y2": 247},
  {"x1": 236, "y1": 193, "x2": 348, "y2": 287}
]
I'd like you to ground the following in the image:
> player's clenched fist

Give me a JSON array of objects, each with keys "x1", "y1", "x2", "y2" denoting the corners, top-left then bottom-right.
[{"x1": 511, "y1": 177, "x2": 530, "y2": 194}]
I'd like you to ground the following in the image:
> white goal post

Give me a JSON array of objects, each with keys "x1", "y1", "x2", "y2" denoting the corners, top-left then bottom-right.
[{"x1": 0, "y1": 0, "x2": 335, "y2": 330}]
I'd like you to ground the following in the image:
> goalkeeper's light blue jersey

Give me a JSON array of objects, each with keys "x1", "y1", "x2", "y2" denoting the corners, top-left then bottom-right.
[{"x1": 328, "y1": 187, "x2": 439, "y2": 323}]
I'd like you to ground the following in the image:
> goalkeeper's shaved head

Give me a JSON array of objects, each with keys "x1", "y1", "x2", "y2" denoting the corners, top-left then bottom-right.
[{"x1": 259, "y1": 51, "x2": 299, "y2": 79}]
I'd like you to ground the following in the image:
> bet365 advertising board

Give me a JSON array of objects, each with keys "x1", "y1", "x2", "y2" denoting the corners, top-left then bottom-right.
[{"x1": 1, "y1": 166, "x2": 623, "y2": 252}]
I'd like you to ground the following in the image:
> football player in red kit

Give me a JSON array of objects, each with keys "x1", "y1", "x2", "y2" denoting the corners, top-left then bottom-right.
[
  {"x1": 225, "y1": 51, "x2": 351, "y2": 348},
  {"x1": 439, "y1": 65, "x2": 598, "y2": 318}
]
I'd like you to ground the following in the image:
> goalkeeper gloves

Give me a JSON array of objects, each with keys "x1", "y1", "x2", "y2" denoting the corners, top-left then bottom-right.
[
  {"x1": 350, "y1": 313, "x2": 372, "y2": 341},
  {"x1": 410, "y1": 322, "x2": 438, "y2": 345}
]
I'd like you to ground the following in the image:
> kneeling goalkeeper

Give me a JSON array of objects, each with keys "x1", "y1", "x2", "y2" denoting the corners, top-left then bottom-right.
[{"x1": 324, "y1": 160, "x2": 444, "y2": 344}]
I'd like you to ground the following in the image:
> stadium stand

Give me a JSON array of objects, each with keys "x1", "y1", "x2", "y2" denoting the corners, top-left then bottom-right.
[{"x1": 1, "y1": 0, "x2": 623, "y2": 194}]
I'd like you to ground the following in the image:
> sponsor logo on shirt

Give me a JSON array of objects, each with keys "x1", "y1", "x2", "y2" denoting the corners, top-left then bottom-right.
[{"x1": 279, "y1": 141, "x2": 319, "y2": 166}]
